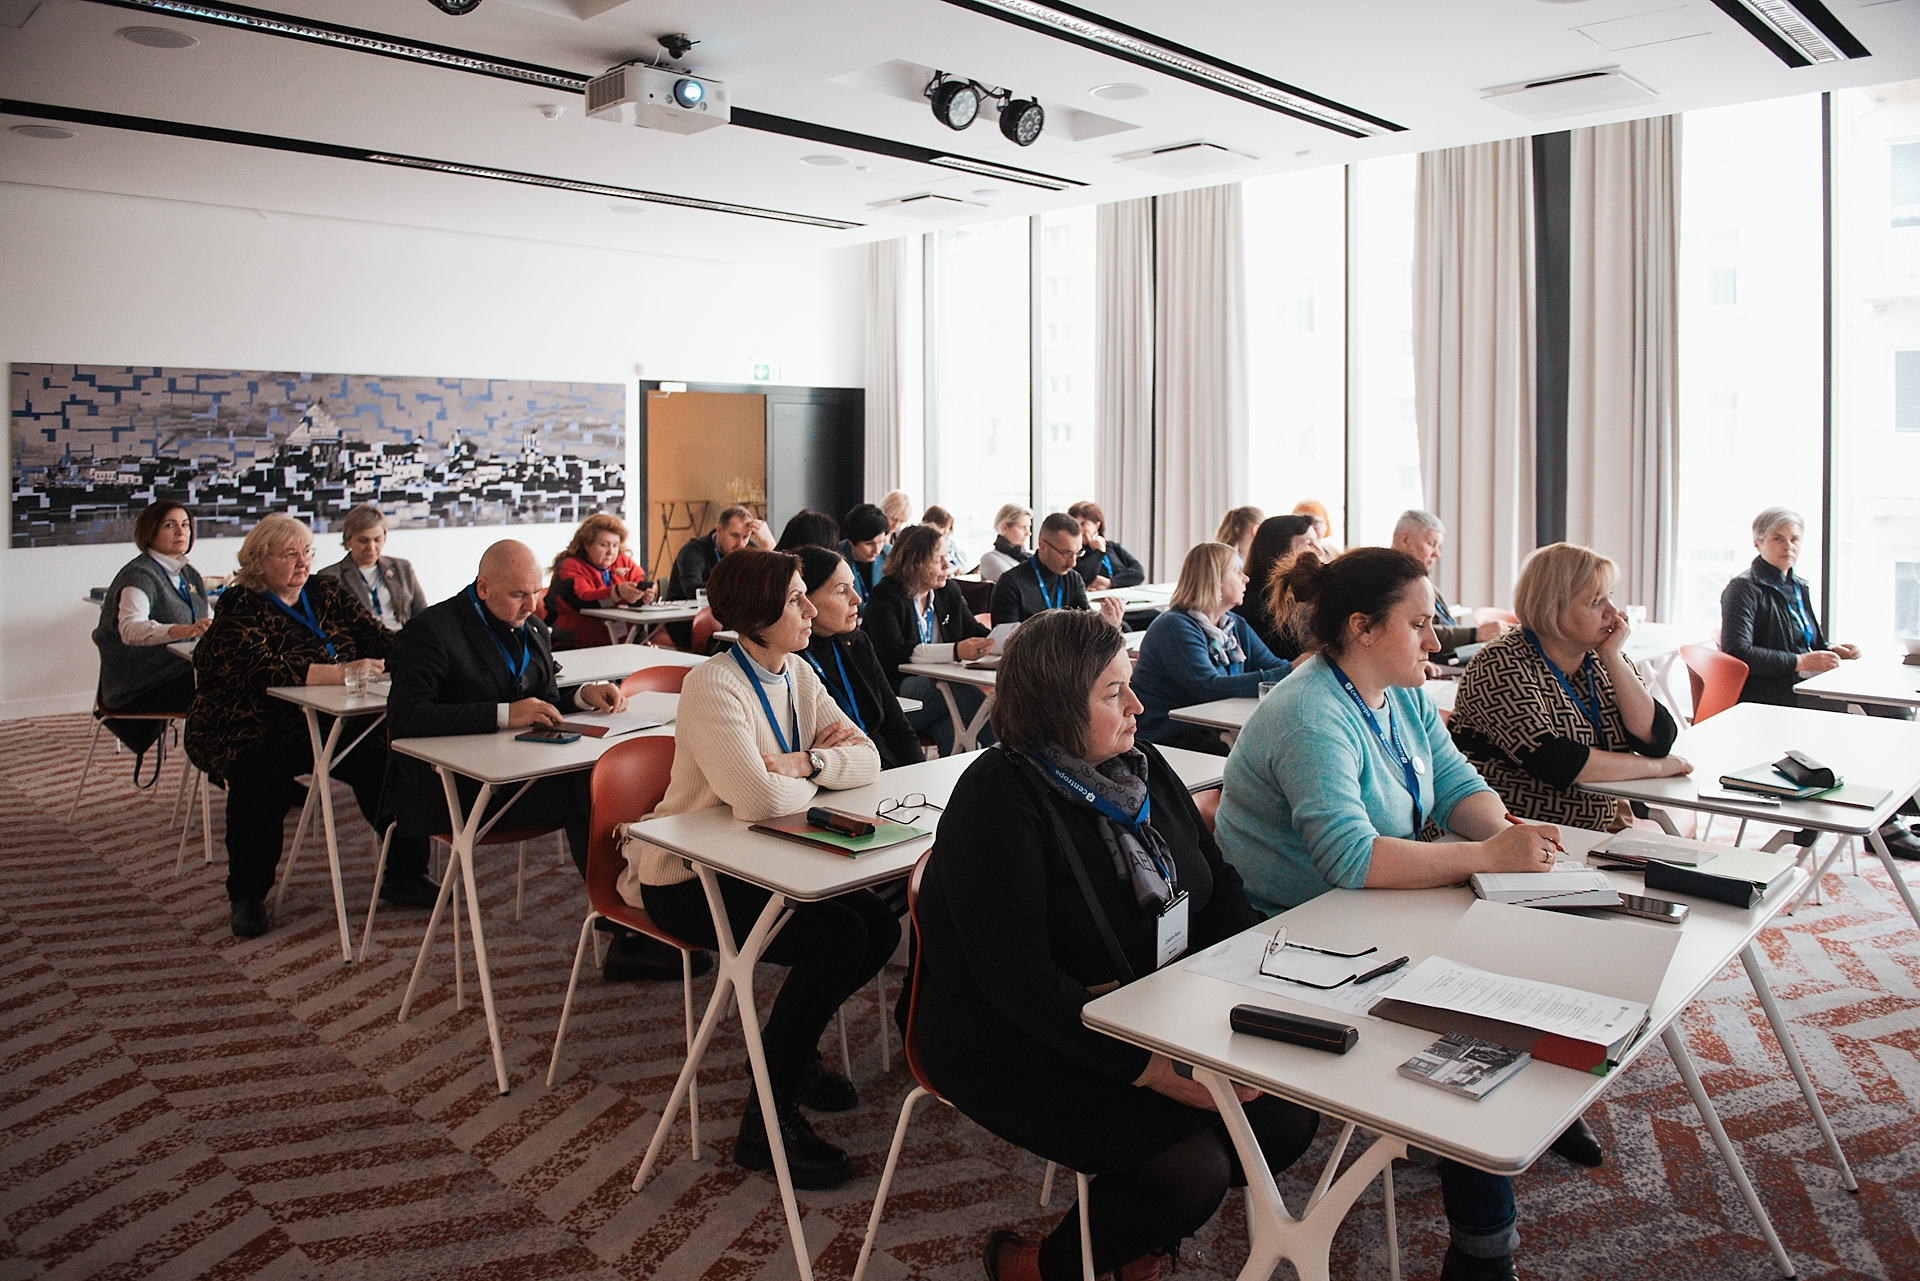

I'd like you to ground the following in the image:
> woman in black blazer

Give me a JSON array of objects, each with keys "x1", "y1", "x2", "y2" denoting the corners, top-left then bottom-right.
[
  {"x1": 862, "y1": 524, "x2": 993, "y2": 755},
  {"x1": 792, "y1": 545, "x2": 924, "y2": 770},
  {"x1": 1068, "y1": 500, "x2": 1145, "y2": 590},
  {"x1": 909, "y1": 610, "x2": 1318, "y2": 1281},
  {"x1": 1720, "y1": 506, "x2": 1860, "y2": 707}
]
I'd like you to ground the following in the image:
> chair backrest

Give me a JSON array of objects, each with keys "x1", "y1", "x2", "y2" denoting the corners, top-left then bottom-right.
[
  {"x1": 620, "y1": 664, "x2": 689, "y2": 696},
  {"x1": 1192, "y1": 786, "x2": 1222, "y2": 834},
  {"x1": 585, "y1": 736, "x2": 678, "y2": 920},
  {"x1": 901, "y1": 850, "x2": 941, "y2": 1097},
  {"x1": 1680, "y1": 642, "x2": 1749, "y2": 724},
  {"x1": 692, "y1": 606, "x2": 722, "y2": 653}
]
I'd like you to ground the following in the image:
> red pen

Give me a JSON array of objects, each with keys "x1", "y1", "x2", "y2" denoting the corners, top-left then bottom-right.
[{"x1": 1505, "y1": 812, "x2": 1564, "y2": 854}]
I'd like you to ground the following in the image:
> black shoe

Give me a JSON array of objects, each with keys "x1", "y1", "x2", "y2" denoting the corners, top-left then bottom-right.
[
  {"x1": 1549, "y1": 1115, "x2": 1604, "y2": 1167},
  {"x1": 982, "y1": 1229, "x2": 1041, "y2": 1281},
  {"x1": 1878, "y1": 823, "x2": 1920, "y2": 861},
  {"x1": 796, "y1": 1051, "x2": 858, "y2": 1112},
  {"x1": 732, "y1": 1091, "x2": 854, "y2": 1189},
  {"x1": 602, "y1": 930, "x2": 711, "y2": 981},
  {"x1": 1438, "y1": 1245, "x2": 1518, "y2": 1281},
  {"x1": 230, "y1": 899, "x2": 270, "y2": 938},
  {"x1": 378, "y1": 873, "x2": 442, "y2": 908}
]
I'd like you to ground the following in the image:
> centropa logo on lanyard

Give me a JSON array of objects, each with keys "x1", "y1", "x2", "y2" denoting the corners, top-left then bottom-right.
[
  {"x1": 1324, "y1": 658, "x2": 1426, "y2": 835},
  {"x1": 1031, "y1": 558, "x2": 1064, "y2": 611},
  {"x1": 267, "y1": 587, "x2": 337, "y2": 659}
]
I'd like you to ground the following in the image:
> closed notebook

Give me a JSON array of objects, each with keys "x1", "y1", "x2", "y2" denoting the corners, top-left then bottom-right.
[
  {"x1": 748, "y1": 812, "x2": 927, "y2": 856},
  {"x1": 1718, "y1": 762, "x2": 1833, "y2": 800},
  {"x1": 1398, "y1": 1033, "x2": 1531, "y2": 1100},
  {"x1": 1469, "y1": 869, "x2": 1620, "y2": 908}
]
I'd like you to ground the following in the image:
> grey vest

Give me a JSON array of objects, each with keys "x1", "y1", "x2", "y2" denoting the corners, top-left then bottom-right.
[{"x1": 93, "y1": 554, "x2": 206, "y2": 708}]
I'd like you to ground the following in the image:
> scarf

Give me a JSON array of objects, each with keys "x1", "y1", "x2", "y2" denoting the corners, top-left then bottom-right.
[
  {"x1": 1030, "y1": 742, "x2": 1176, "y2": 911},
  {"x1": 993, "y1": 535, "x2": 1032, "y2": 564},
  {"x1": 1188, "y1": 610, "x2": 1244, "y2": 668}
]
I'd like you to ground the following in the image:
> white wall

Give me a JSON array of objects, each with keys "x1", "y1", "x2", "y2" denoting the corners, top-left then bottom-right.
[{"x1": 0, "y1": 181, "x2": 867, "y2": 719}]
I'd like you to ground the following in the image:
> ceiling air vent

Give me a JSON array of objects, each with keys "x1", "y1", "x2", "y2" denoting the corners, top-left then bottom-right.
[
  {"x1": 1481, "y1": 69, "x2": 1661, "y2": 123},
  {"x1": 867, "y1": 193, "x2": 981, "y2": 219},
  {"x1": 1115, "y1": 141, "x2": 1257, "y2": 178}
]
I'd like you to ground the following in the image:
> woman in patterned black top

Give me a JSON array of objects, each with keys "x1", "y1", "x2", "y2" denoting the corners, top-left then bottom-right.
[
  {"x1": 186, "y1": 514, "x2": 407, "y2": 939},
  {"x1": 1449, "y1": 543, "x2": 1690, "y2": 833}
]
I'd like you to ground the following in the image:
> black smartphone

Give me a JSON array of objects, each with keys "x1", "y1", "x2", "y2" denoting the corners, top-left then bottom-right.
[
  {"x1": 1608, "y1": 893, "x2": 1689, "y2": 923},
  {"x1": 515, "y1": 729, "x2": 582, "y2": 744}
]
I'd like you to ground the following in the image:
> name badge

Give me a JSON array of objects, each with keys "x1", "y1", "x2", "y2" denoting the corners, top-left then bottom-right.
[{"x1": 1155, "y1": 891, "x2": 1190, "y2": 970}]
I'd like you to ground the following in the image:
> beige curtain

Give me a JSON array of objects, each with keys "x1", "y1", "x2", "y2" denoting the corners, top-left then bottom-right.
[
  {"x1": 1152, "y1": 184, "x2": 1246, "y2": 580},
  {"x1": 1566, "y1": 116, "x2": 1679, "y2": 619},
  {"x1": 863, "y1": 237, "x2": 922, "y2": 500},
  {"x1": 1096, "y1": 199, "x2": 1157, "y2": 561},
  {"x1": 1415, "y1": 139, "x2": 1537, "y2": 610}
]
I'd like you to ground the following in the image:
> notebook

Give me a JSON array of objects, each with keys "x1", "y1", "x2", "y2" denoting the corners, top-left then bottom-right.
[
  {"x1": 748, "y1": 812, "x2": 927, "y2": 857},
  {"x1": 1469, "y1": 869, "x2": 1621, "y2": 908}
]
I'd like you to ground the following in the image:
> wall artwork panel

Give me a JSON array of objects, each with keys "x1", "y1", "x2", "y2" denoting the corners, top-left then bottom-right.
[{"x1": 9, "y1": 364, "x2": 626, "y2": 548}]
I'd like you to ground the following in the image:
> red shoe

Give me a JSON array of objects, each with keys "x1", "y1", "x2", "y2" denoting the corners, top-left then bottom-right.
[{"x1": 982, "y1": 1230, "x2": 1042, "y2": 1281}]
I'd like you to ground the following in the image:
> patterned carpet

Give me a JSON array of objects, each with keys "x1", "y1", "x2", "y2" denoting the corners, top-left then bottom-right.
[{"x1": 2, "y1": 712, "x2": 1917, "y2": 1281}]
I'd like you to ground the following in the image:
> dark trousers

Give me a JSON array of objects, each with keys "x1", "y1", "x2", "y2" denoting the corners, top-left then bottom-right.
[
  {"x1": 644, "y1": 874, "x2": 899, "y2": 1098},
  {"x1": 223, "y1": 734, "x2": 425, "y2": 904},
  {"x1": 396, "y1": 771, "x2": 591, "y2": 876},
  {"x1": 1037, "y1": 1096, "x2": 1319, "y2": 1280},
  {"x1": 1436, "y1": 1160, "x2": 1518, "y2": 1258}
]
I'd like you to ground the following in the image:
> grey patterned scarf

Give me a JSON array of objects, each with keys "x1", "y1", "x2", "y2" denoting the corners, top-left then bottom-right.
[
  {"x1": 1188, "y1": 609, "x2": 1245, "y2": 668},
  {"x1": 1030, "y1": 742, "x2": 1177, "y2": 911}
]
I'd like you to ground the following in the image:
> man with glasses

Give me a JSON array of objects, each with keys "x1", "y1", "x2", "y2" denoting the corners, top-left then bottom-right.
[{"x1": 989, "y1": 512, "x2": 1127, "y2": 627}]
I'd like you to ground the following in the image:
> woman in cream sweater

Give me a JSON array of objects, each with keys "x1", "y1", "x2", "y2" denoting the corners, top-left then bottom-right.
[{"x1": 621, "y1": 548, "x2": 899, "y2": 1192}]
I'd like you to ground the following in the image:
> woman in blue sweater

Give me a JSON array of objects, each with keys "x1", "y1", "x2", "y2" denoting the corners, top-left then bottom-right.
[
  {"x1": 1214, "y1": 546, "x2": 1566, "y2": 1281},
  {"x1": 1132, "y1": 542, "x2": 1291, "y2": 755}
]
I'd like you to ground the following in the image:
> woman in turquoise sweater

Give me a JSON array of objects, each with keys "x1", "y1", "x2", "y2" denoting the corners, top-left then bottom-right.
[{"x1": 1213, "y1": 546, "x2": 1566, "y2": 1281}]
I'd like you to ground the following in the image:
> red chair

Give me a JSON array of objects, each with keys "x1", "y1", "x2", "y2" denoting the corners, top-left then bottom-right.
[
  {"x1": 620, "y1": 664, "x2": 690, "y2": 696},
  {"x1": 359, "y1": 817, "x2": 568, "y2": 961},
  {"x1": 1681, "y1": 643, "x2": 1748, "y2": 724},
  {"x1": 1193, "y1": 786, "x2": 1222, "y2": 834},
  {"x1": 692, "y1": 607, "x2": 724, "y2": 654},
  {"x1": 546, "y1": 737, "x2": 707, "y2": 1101}
]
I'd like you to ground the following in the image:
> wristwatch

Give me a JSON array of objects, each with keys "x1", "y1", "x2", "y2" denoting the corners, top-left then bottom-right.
[{"x1": 806, "y1": 749, "x2": 826, "y2": 779}]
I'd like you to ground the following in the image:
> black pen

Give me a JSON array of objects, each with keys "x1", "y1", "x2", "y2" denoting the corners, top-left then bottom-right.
[{"x1": 1354, "y1": 955, "x2": 1410, "y2": 984}]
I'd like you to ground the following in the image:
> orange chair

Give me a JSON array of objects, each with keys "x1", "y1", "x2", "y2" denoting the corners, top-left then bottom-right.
[
  {"x1": 1192, "y1": 786, "x2": 1223, "y2": 834},
  {"x1": 620, "y1": 664, "x2": 690, "y2": 696},
  {"x1": 546, "y1": 736, "x2": 706, "y2": 1097},
  {"x1": 1681, "y1": 643, "x2": 1748, "y2": 724},
  {"x1": 691, "y1": 606, "x2": 724, "y2": 654}
]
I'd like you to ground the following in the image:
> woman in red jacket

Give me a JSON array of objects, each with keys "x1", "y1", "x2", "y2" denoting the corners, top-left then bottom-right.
[{"x1": 548, "y1": 513, "x2": 656, "y2": 647}]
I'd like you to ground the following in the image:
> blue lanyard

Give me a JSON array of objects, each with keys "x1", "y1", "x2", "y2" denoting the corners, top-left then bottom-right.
[
  {"x1": 852, "y1": 559, "x2": 880, "y2": 604},
  {"x1": 1778, "y1": 574, "x2": 1817, "y2": 648},
  {"x1": 731, "y1": 645, "x2": 798, "y2": 755},
  {"x1": 1037, "y1": 759, "x2": 1170, "y2": 882},
  {"x1": 467, "y1": 586, "x2": 530, "y2": 685},
  {"x1": 1031, "y1": 558, "x2": 1063, "y2": 611},
  {"x1": 801, "y1": 644, "x2": 866, "y2": 733},
  {"x1": 1521, "y1": 629, "x2": 1609, "y2": 749},
  {"x1": 599, "y1": 566, "x2": 612, "y2": 588},
  {"x1": 916, "y1": 596, "x2": 936, "y2": 644},
  {"x1": 172, "y1": 572, "x2": 196, "y2": 616},
  {"x1": 1324, "y1": 658, "x2": 1423, "y2": 834},
  {"x1": 1100, "y1": 553, "x2": 1113, "y2": 579},
  {"x1": 365, "y1": 571, "x2": 382, "y2": 617},
  {"x1": 266, "y1": 587, "x2": 337, "y2": 659}
]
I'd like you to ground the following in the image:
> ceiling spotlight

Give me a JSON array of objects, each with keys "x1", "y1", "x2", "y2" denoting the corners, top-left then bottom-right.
[
  {"x1": 11, "y1": 124, "x2": 75, "y2": 140},
  {"x1": 1090, "y1": 83, "x2": 1149, "y2": 101},
  {"x1": 928, "y1": 74, "x2": 982, "y2": 131},
  {"x1": 117, "y1": 26, "x2": 198, "y2": 49},
  {"x1": 802, "y1": 154, "x2": 850, "y2": 167},
  {"x1": 998, "y1": 97, "x2": 1044, "y2": 146},
  {"x1": 426, "y1": 0, "x2": 484, "y2": 13}
]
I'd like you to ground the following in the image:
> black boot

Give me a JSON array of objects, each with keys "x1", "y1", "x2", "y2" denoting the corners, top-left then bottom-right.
[
  {"x1": 602, "y1": 929, "x2": 712, "y2": 981},
  {"x1": 796, "y1": 1050, "x2": 858, "y2": 1112},
  {"x1": 230, "y1": 899, "x2": 270, "y2": 938},
  {"x1": 733, "y1": 1087, "x2": 855, "y2": 1189},
  {"x1": 1438, "y1": 1245, "x2": 1518, "y2": 1280},
  {"x1": 1549, "y1": 1115, "x2": 1604, "y2": 1167}
]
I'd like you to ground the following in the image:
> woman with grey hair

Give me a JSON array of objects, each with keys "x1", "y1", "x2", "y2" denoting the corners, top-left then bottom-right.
[
  {"x1": 1720, "y1": 507, "x2": 1859, "y2": 707},
  {"x1": 906, "y1": 609, "x2": 1319, "y2": 1281}
]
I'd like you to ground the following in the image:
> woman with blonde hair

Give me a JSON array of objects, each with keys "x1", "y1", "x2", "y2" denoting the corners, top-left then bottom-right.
[
  {"x1": 547, "y1": 511, "x2": 655, "y2": 648},
  {"x1": 1132, "y1": 543, "x2": 1291, "y2": 755},
  {"x1": 316, "y1": 504, "x2": 426, "y2": 630},
  {"x1": 977, "y1": 503, "x2": 1034, "y2": 583},
  {"x1": 1213, "y1": 506, "x2": 1265, "y2": 563},
  {"x1": 880, "y1": 489, "x2": 914, "y2": 537},
  {"x1": 1449, "y1": 542, "x2": 1688, "y2": 833}
]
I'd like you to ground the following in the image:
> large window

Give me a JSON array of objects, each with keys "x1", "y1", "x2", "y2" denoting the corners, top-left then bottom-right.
[
  {"x1": 1350, "y1": 154, "x2": 1422, "y2": 547},
  {"x1": 1674, "y1": 95, "x2": 1824, "y2": 635},
  {"x1": 1832, "y1": 81, "x2": 1920, "y2": 649},
  {"x1": 928, "y1": 217, "x2": 1030, "y2": 559},
  {"x1": 1243, "y1": 165, "x2": 1346, "y2": 528},
  {"x1": 1037, "y1": 205, "x2": 1098, "y2": 518}
]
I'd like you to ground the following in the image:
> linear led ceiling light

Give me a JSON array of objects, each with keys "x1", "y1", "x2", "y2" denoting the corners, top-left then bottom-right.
[
  {"x1": 935, "y1": 0, "x2": 1403, "y2": 138},
  {"x1": 1705, "y1": 0, "x2": 1869, "y2": 67}
]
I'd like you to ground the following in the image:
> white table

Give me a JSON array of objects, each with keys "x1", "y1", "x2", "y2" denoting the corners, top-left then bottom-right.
[
  {"x1": 1088, "y1": 581, "x2": 1175, "y2": 608},
  {"x1": 167, "y1": 639, "x2": 198, "y2": 661},
  {"x1": 895, "y1": 660, "x2": 998, "y2": 753},
  {"x1": 582, "y1": 602, "x2": 702, "y2": 644},
  {"x1": 1084, "y1": 829, "x2": 1839, "y2": 1280},
  {"x1": 628, "y1": 745, "x2": 1227, "y2": 1281},
  {"x1": 266, "y1": 683, "x2": 391, "y2": 962},
  {"x1": 553, "y1": 643, "x2": 705, "y2": 687},
  {"x1": 1168, "y1": 681, "x2": 1457, "y2": 749},
  {"x1": 1582, "y1": 701, "x2": 1920, "y2": 931},
  {"x1": 390, "y1": 723, "x2": 672, "y2": 1094},
  {"x1": 1794, "y1": 660, "x2": 1920, "y2": 713}
]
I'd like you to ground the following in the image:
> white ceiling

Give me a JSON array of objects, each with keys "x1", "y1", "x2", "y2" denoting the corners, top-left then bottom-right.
[{"x1": 2, "y1": 0, "x2": 1917, "y2": 262}]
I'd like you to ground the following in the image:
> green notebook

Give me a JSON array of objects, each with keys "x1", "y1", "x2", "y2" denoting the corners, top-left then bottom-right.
[
  {"x1": 750, "y1": 813, "x2": 928, "y2": 856},
  {"x1": 1718, "y1": 762, "x2": 1832, "y2": 800}
]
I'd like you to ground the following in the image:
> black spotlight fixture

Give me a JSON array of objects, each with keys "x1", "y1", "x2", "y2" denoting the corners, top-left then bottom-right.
[
  {"x1": 426, "y1": 0, "x2": 483, "y2": 13},
  {"x1": 998, "y1": 96, "x2": 1045, "y2": 146},
  {"x1": 927, "y1": 73, "x2": 982, "y2": 131}
]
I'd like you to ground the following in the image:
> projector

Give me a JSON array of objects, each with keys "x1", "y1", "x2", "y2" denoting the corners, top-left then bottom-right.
[{"x1": 585, "y1": 62, "x2": 730, "y2": 135}]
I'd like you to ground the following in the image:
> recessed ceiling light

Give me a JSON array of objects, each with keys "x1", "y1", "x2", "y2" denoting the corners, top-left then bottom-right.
[
  {"x1": 801, "y1": 154, "x2": 849, "y2": 167},
  {"x1": 607, "y1": 204, "x2": 648, "y2": 214},
  {"x1": 1090, "y1": 83, "x2": 1149, "y2": 101},
  {"x1": 973, "y1": 187, "x2": 1004, "y2": 198},
  {"x1": 11, "y1": 124, "x2": 74, "y2": 140},
  {"x1": 117, "y1": 26, "x2": 198, "y2": 49}
]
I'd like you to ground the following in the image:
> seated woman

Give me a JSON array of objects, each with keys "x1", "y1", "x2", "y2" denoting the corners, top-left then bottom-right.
[
  {"x1": 775, "y1": 508, "x2": 839, "y2": 552},
  {"x1": 1214, "y1": 505, "x2": 1265, "y2": 565},
  {"x1": 976, "y1": 503, "x2": 1033, "y2": 582},
  {"x1": 862, "y1": 524, "x2": 993, "y2": 756},
  {"x1": 1212, "y1": 546, "x2": 1569, "y2": 1281},
  {"x1": 922, "y1": 504, "x2": 970, "y2": 573},
  {"x1": 186, "y1": 514, "x2": 430, "y2": 939},
  {"x1": 794, "y1": 544, "x2": 924, "y2": 770},
  {"x1": 838, "y1": 503, "x2": 891, "y2": 607},
  {"x1": 910, "y1": 609, "x2": 1321, "y2": 1281},
  {"x1": 93, "y1": 501, "x2": 211, "y2": 734},
  {"x1": 546, "y1": 513, "x2": 656, "y2": 648},
  {"x1": 1067, "y1": 500, "x2": 1145, "y2": 591},
  {"x1": 1232, "y1": 514, "x2": 1318, "y2": 660},
  {"x1": 619, "y1": 548, "x2": 897, "y2": 1191},
  {"x1": 316, "y1": 504, "x2": 427, "y2": 631},
  {"x1": 1291, "y1": 498, "x2": 1340, "y2": 558},
  {"x1": 1132, "y1": 542, "x2": 1291, "y2": 756},
  {"x1": 1721, "y1": 506, "x2": 1861, "y2": 707},
  {"x1": 880, "y1": 489, "x2": 914, "y2": 539},
  {"x1": 1450, "y1": 543, "x2": 1689, "y2": 833}
]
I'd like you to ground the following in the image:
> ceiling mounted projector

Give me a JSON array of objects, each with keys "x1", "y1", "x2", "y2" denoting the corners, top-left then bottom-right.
[{"x1": 586, "y1": 61, "x2": 730, "y2": 135}]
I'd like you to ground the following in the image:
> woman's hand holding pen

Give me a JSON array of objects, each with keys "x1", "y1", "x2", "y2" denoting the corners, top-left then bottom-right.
[{"x1": 1482, "y1": 814, "x2": 1560, "y2": 872}]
